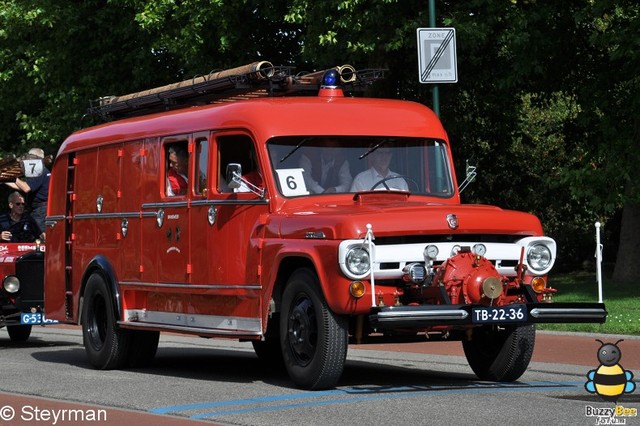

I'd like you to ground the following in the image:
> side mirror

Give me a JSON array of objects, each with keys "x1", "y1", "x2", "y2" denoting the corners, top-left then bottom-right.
[
  {"x1": 458, "y1": 160, "x2": 477, "y2": 194},
  {"x1": 226, "y1": 163, "x2": 242, "y2": 189}
]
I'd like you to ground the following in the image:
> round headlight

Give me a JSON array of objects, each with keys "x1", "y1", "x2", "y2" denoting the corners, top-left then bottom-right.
[
  {"x1": 527, "y1": 244, "x2": 552, "y2": 271},
  {"x1": 346, "y1": 247, "x2": 371, "y2": 275},
  {"x1": 3, "y1": 276, "x2": 20, "y2": 294}
]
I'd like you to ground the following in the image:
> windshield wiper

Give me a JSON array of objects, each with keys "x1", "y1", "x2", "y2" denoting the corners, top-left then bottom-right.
[
  {"x1": 280, "y1": 138, "x2": 310, "y2": 163},
  {"x1": 359, "y1": 139, "x2": 389, "y2": 160}
]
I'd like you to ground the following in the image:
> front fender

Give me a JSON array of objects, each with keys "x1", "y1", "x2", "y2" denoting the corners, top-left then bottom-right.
[{"x1": 266, "y1": 240, "x2": 358, "y2": 316}]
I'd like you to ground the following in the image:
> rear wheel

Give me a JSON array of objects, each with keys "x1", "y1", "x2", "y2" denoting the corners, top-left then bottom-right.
[
  {"x1": 463, "y1": 324, "x2": 535, "y2": 381},
  {"x1": 82, "y1": 273, "x2": 131, "y2": 369},
  {"x1": 280, "y1": 268, "x2": 348, "y2": 390},
  {"x1": 7, "y1": 325, "x2": 32, "y2": 342}
]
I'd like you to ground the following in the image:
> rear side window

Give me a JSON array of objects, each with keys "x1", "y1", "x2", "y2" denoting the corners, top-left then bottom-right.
[{"x1": 165, "y1": 141, "x2": 189, "y2": 197}]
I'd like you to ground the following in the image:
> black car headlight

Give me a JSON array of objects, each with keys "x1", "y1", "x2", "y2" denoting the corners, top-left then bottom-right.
[{"x1": 3, "y1": 275, "x2": 20, "y2": 294}]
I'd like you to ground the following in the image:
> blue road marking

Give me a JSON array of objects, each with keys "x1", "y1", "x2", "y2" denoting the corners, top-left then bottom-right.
[{"x1": 150, "y1": 381, "x2": 582, "y2": 419}]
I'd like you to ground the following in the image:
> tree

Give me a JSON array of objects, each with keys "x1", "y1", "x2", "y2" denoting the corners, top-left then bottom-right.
[
  {"x1": 1, "y1": 0, "x2": 638, "y2": 276},
  {"x1": 0, "y1": 0, "x2": 181, "y2": 155},
  {"x1": 572, "y1": 1, "x2": 640, "y2": 281}
]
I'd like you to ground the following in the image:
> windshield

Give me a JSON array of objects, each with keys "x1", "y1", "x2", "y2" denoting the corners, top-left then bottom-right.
[{"x1": 267, "y1": 137, "x2": 454, "y2": 197}]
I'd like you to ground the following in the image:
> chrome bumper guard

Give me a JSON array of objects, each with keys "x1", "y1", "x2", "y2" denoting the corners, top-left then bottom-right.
[{"x1": 369, "y1": 302, "x2": 607, "y2": 329}]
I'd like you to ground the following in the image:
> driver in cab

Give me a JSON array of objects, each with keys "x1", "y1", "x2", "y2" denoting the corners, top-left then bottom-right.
[{"x1": 350, "y1": 147, "x2": 408, "y2": 191}]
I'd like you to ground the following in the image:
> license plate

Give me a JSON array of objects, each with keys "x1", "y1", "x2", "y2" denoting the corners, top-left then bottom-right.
[
  {"x1": 20, "y1": 312, "x2": 59, "y2": 325},
  {"x1": 472, "y1": 304, "x2": 527, "y2": 324}
]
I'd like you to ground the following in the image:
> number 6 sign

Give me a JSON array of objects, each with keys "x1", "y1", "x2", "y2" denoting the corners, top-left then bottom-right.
[{"x1": 275, "y1": 168, "x2": 309, "y2": 196}]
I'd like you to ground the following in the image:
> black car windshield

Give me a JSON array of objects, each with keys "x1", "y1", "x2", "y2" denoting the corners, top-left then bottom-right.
[{"x1": 267, "y1": 136, "x2": 454, "y2": 197}]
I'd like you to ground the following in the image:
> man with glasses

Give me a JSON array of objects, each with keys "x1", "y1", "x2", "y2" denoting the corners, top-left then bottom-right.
[
  {"x1": 4, "y1": 147, "x2": 50, "y2": 235},
  {"x1": 350, "y1": 147, "x2": 408, "y2": 192},
  {"x1": 0, "y1": 192, "x2": 44, "y2": 242}
]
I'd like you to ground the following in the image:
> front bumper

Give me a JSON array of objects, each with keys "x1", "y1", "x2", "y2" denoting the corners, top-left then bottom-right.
[{"x1": 369, "y1": 302, "x2": 607, "y2": 329}]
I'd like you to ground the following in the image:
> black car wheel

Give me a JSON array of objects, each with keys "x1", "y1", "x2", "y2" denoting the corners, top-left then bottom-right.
[
  {"x1": 463, "y1": 324, "x2": 535, "y2": 381},
  {"x1": 7, "y1": 324, "x2": 32, "y2": 342},
  {"x1": 82, "y1": 273, "x2": 131, "y2": 369},
  {"x1": 280, "y1": 268, "x2": 348, "y2": 390}
]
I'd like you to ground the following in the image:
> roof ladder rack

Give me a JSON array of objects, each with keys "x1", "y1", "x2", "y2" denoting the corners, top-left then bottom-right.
[{"x1": 85, "y1": 61, "x2": 386, "y2": 121}]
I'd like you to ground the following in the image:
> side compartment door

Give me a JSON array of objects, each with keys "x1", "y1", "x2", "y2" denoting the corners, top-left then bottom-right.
[{"x1": 141, "y1": 136, "x2": 191, "y2": 285}]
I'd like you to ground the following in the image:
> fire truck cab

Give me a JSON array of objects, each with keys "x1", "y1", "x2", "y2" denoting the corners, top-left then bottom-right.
[{"x1": 44, "y1": 63, "x2": 606, "y2": 389}]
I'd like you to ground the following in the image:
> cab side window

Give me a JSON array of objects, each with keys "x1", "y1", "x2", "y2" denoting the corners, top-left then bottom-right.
[
  {"x1": 165, "y1": 141, "x2": 189, "y2": 196},
  {"x1": 195, "y1": 137, "x2": 208, "y2": 195},
  {"x1": 217, "y1": 135, "x2": 262, "y2": 194}
]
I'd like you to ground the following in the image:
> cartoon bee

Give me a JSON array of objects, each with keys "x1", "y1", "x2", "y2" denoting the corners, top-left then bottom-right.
[{"x1": 585, "y1": 339, "x2": 636, "y2": 402}]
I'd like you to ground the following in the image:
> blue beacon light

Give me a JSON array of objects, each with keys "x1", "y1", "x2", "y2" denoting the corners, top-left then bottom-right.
[{"x1": 321, "y1": 69, "x2": 339, "y2": 87}]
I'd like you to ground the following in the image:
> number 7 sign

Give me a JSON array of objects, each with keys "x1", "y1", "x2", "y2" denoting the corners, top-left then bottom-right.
[{"x1": 22, "y1": 159, "x2": 44, "y2": 177}]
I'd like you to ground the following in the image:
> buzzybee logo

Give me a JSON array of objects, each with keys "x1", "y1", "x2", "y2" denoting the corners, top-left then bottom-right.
[{"x1": 585, "y1": 339, "x2": 635, "y2": 402}]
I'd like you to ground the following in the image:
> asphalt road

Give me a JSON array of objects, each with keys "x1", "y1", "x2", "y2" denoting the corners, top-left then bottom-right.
[{"x1": 0, "y1": 325, "x2": 638, "y2": 426}]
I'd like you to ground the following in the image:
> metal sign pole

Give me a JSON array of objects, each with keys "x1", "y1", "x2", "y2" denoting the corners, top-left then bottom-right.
[{"x1": 429, "y1": 0, "x2": 440, "y2": 117}]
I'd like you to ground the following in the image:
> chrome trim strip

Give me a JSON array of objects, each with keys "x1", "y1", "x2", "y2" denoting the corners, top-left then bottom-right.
[
  {"x1": 119, "y1": 281, "x2": 262, "y2": 290},
  {"x1": 529, "y1": 308, "x2": 607, "y2": 319},
  {"x1": 74, "y1": 212, "x2": 156, "y2": 220},
  {"x1": 119, "y1": 321, "x2": 262, "y2": 336},
  {"x1": 142, "y1": 199, "x2": 269, "y2": 209},
  {"x1": 376, "y1": 309, "x2": 469, "y2": 321},
  {"x1": 122, "y1": 309, "x2": 262, "y2": 334},
  {"x1": 142, "y1": 201, "x2": 189, "y2": 209}
]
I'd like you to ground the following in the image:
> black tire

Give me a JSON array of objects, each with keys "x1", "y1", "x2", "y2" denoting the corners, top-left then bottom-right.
[
  {"x1": 127, "y1": 330, "x2": 160, "y2": 368},
  {"x1": 82, "y1": 273, "x2": 131, "y2": 369},
  {"x1": 7, "y1": 324, "x2": 32, "y2": 342},
  {"x1": 280, "y1": 268, "x2": 348, "y2": 390},
  {"x1": 252, "y1": 313, "x2": 284, "y2": 369},
  {"x1": 462, "y1": 324, "x2": 535, "y2": 381}
]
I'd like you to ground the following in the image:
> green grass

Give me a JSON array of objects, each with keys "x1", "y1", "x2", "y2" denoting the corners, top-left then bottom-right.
[{"x1": 537, "y1": 270, "x2": 640, "y2": 336}]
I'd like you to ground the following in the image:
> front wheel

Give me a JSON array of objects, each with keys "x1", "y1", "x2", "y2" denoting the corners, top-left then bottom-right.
[
  {"x1": 82, "y1": 273, "x2": 131, "y2": 369},
  {"x1": 7, "y1": 324, "x2": 32, "y2": 342},
  {"x1": 280, "y1": 268, "x2": 348, "y2": 390},
  {"x1": 462, "y1": 324, "x2": 535, "y2": 381}
]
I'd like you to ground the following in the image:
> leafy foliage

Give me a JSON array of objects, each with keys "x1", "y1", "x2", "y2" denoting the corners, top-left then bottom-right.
[{"x1": 0, "y1": 0, "x2": 638, "y2": 271}]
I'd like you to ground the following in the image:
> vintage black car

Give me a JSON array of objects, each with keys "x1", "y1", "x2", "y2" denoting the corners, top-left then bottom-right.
[{"x1": 0, "y1": 242, "x2": 47, "y2": 341}]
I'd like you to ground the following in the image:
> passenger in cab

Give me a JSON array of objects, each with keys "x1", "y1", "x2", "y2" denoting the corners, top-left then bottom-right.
[
  {"x1": 299, "y1": 139, "x2": 352, "y2": 193},
  {"x1": 0, "y1": 192, "x2": 44, "y2": 242},
  {"x1": 167, "y1": 145, "x2": 189, "y2": 196}
]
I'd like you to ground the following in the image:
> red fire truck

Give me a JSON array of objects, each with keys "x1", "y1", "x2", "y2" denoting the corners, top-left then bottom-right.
[{"x1": 44, "y1": 62, "x2": 606, "y2": 390}]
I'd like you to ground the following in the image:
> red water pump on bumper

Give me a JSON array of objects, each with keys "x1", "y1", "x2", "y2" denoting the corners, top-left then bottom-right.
[{"x1": 437, "y1": 249, "x2": 507, "y2": 306}]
